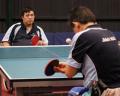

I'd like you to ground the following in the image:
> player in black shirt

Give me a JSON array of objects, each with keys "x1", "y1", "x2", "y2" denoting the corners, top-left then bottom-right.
[{"x1": 54, "y1": 6, "x2": 120, "y2": 95}]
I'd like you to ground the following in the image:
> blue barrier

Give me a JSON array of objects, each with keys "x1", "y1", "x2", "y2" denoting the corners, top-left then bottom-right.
[
  {"x1": 0, "y1": 33, "x2": 4, "y2": 41},
  {"x1": 0, "y1": 32, "x2": 120, "y2": 45},
  {"x1": 46, "y1": 32, "x2": 74, "y2": 45},
  {"x1": 113, "y1": 32, "x2": 120, "y2": 40}
]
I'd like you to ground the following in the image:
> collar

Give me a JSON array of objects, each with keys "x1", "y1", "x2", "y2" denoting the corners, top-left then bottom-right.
[
  {"x1": 21, "y1": 22, "x2": 26, "y2": 30},
  {"x1": 21, "y1": 22, "x2": 36, "y2": 30},
  {"x1": 77, "y1": 24, "x2": 105, "y2": 36},
  {"x1": 72, "y1": 24, "x2": 106, "y2": 44},
  {"x1": 20, "y1": 22, "x2": 38, "y2": 35},
  {"x1": 86, "y1": 24, "x2": 101, "y2": 29}
]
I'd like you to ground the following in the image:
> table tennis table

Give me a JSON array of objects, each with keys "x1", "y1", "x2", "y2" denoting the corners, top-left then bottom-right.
[{"x1": 0, "y1": 45, "x2": 83, "y2": 96}]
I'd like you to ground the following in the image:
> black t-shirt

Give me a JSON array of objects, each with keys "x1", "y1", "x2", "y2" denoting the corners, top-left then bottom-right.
[{"x1": 72, "y1": 24, "x2": 120, "y2": 87}]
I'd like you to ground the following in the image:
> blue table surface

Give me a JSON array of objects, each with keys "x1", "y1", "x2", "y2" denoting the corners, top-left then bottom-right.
[
  {"x1": 0, "y1": 45, "x2": 83, "y2": 80},
  {"x1": 0, "y1": 45, "x2": 71, "y2": 59}
]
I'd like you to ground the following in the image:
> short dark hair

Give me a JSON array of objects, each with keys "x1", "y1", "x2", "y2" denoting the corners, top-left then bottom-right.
[
  {"x1": 70, "y1": 6, "x2": 96, "y2": 24},
  {"x1": 21, "y1": 7, "x2": 35, "y2": 17}
]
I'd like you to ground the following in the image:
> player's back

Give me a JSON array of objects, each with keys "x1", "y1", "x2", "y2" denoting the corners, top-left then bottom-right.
[{"x1": 84, "y1": 29, "x2": 120, "y2": 87}]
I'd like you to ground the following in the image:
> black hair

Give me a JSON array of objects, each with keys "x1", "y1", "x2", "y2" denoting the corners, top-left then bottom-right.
[
  {"x1": 21, "y1": 7, "x2": 35, "y2": 17},
  {"x1": 70, "y1": 6, "x2": 96, "y2": 24}
]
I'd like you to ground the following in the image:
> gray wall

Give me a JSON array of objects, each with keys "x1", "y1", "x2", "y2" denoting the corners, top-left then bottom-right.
[{"x1": 0, "y1": 0, "x2": 120, "y2": 33}]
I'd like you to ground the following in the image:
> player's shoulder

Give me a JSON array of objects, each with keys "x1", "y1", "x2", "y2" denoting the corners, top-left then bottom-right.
[
  {"x1": 36, "y1": 25, "x2": 44, "y2": 32},
  {"x1": 36, "y1": 25, "x2": 43, "y2": 30},
  {"x1": 82, "y1": 28, "x2": 107, "y2": 36},
  {"x1": 9, "y1": 22, "x2": 21, "y2": 29}
]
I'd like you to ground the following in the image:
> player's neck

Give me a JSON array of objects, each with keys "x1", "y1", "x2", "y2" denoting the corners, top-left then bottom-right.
[
  {"x1": 77, "y1": 22, "x2": 95, "y2": 33},
  {"x1": 25, "y1": 24, "x2": 32, "y2": 33},
  {"x1": 82, "y1": 22, "x2": 95, "y2": 30}
]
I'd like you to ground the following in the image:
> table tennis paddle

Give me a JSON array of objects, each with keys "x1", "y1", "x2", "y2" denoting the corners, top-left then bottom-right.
[
  {"x1": 44, "y1": 59, "x2": 59, "y2": 76},
  {"x1": 31, "y1": 35, "x2": 39, "y2": 45}
]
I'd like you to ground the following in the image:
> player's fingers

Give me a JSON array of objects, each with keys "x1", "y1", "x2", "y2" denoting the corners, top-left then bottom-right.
[
  {"x1": 115, "y1": 88, "x2": 120, "y2": 96},
  {"x1": 53, "y1": 66, "x2": 58, "y2": 72},
  {"x1": 58, "y1": 64, "x2": 66, "y2": 68},
  {"x1": 37, "y1": 40, "x2": 43, "y2": 45},
  {"x1": 102, "y1": 88, "x2": 115, "y2": 96},
  {"x1": 54, "y1": 66, "x2": 65, "y2": 73},
  {"x1": 59, "y1": 62, "x2": 68, "y2": 67}
]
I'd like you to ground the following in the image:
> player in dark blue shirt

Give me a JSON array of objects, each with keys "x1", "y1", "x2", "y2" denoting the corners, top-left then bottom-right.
[
  {"x1": 54, "y1": 6, "x2": 120, "y2": 95},
  {"x1": 2, "y1": 7, "x2": 48, "y2": 46}
]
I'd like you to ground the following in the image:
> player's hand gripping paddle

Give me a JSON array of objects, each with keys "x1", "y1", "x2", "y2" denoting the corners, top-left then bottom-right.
[
  {"x1": 44, "y1": 59, "x2": 59, "y2": 76},
  {"x1": 31, "y1": 35, "x2": 39, "y2": 45}
]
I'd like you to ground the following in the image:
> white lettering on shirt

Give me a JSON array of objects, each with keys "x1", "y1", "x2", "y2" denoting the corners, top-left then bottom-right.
[{"x1": 102, "y1": 36, "x2": 116, "y2": 42}]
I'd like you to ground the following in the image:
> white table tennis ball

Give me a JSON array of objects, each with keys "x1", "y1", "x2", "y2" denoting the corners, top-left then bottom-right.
[{"x1": 66, "y1": 38, "x2": 72, "y2": 44}]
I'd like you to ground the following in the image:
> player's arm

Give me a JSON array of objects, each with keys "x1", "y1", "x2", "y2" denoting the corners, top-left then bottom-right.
[
  {"x1": 37, "y1": 26, "x2": 48, "y2": 45},
  {"x1": 40, "y1": 31, "x2": 48, "y2": 45},
  {"x1": 2, "y1": 29, "x2": 12, "y2": 47},
  {"x1": 2, "y1": 23, "x2": 19, "y2": 47},
  {"x1": 2, "y1": 41, "x2": 10, "y2": 46},
  {"x1": 36, "y1": 40, "x2": 48, "y2": 46},
  {"x1": 54, "y1": 62, "x2": 78, "y2": 78},
  {"x1": 54, "y1": 34, "x2": 82, "y2": 78}
]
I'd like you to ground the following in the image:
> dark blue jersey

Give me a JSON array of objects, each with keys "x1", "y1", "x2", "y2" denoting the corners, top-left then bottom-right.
[
  {"x1": 2, "y1": 22, "x2": 48, "y2": 46},
  {"x1": 72, "y1": 24, "x2": 120, "y2": 87}
]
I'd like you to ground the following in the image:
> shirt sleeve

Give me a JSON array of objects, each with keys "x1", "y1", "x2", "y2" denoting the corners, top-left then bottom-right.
[
  {"x1": 2, "y1": 23, "x2": 20, "y2": 42},
  {"x1": 37, "y1": 26, "x2": 48, "y2": 45},
  {"x1": 66, "y1": 51, "x2": 82, "y2": 69},
  {"x1": 2, "y1": 24, "x2": 15, "y2": 41},
  {"x1": 66, "y1": 33, "x2": 83, "y2": 69},
  {"x1": 66, "y1": 31, "x2": 96, "y2": 68},
  {"x1": 72, "y1": 33, "x2": 96, "y2": 63}
]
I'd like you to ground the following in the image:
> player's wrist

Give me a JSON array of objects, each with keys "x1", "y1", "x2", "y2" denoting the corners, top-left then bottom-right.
[{"x1": 37, "y1": 40, "x2": 47, "y2": 46}]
